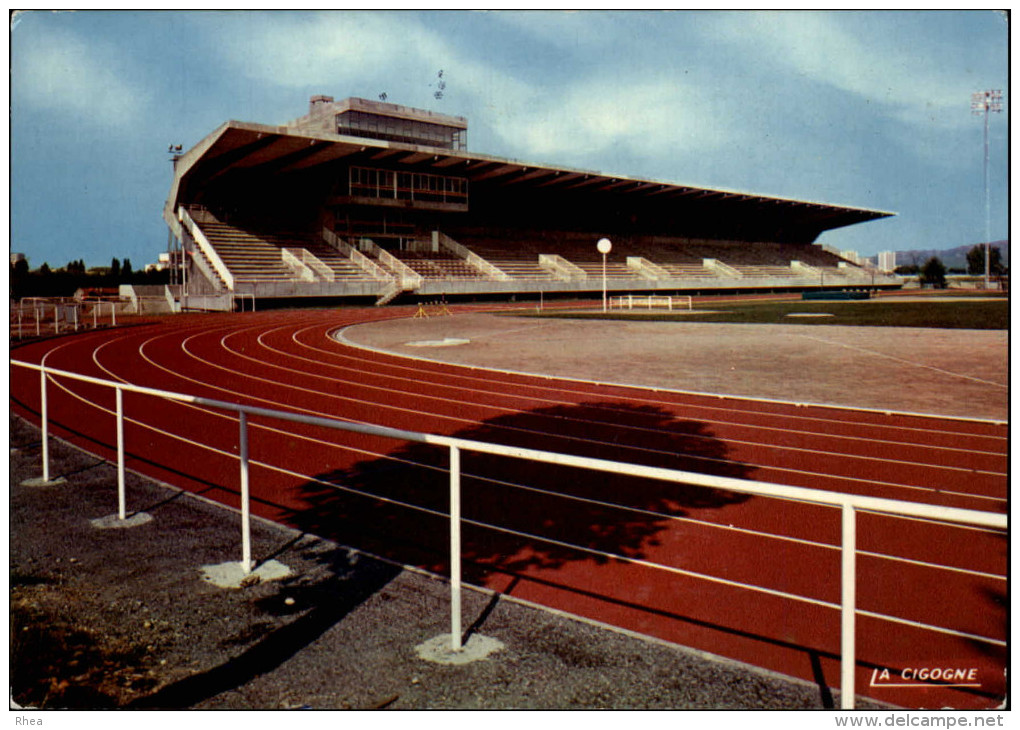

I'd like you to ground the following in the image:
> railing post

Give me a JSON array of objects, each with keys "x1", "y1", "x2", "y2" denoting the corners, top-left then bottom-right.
[
  {"x1": 841, "y1": 503, "x2": 857, "y2": 710},
  {"x1": 239, "y1": 411, "x2": 252, "y2": 574},
  {"x1": 40, "y1": 366, "x2": 50, "y2": 483},
  {"x1": 449, "y1": 444, "x2": 462, "y2": 651},
  {"x1": 54, "y1": 305, "x2": 60, "y2": 334},
  {"x1": 116, "y1": 387, "x2": 126, "y2": 520},
  {"x1": 111, "y1": 301, "x2": 117, "y2": 327}
]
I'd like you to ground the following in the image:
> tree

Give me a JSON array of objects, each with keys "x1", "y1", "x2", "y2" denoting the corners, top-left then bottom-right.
[
  {"x1": 966, "y1": 245, "x2": 1005, "y2": 276},
  {"x1": 122, "y1": 258, "x2": 133, "y2": 280},
  {"x1": 110, "y1": 258, "x2": 121, "y2": 279},
  {"x1": 10, "y1": 258, "x2": 30, "y2": 299},
  {"x1": 920, "y1": 257, "x2": 947, "y2": 289}
]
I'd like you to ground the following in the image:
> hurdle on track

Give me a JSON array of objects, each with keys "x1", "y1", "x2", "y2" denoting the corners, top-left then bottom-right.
[
  {"x1": 9, "y1": 359, "x2": 1007, "y2": 709},
  {"x1": 609, "y1": 294, "x2": 692, "y2": 311}
]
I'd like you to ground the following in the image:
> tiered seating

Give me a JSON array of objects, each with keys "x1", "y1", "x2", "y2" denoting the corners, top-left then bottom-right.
[
  {"x1": 530, "y1": 232, "x2": 639, "y2": 279},
  {"x1": 570, "y1": 259, "x2": 640, "y2": 279},
  {"x1": 199, "y1": 222, "x2": 296, "y2": 282},
  {"x1": 658, "y1": 263, "x2": 721, "y2": 279},
  {"x1": 731, "y1": 265, "x2": 806, "y2": 278},
  {"x1": 460, "y1": 231, "x2": 643, "y2": 280},
  {"x1": 198, "y1": 221, "x2": 380, "y2": 283},
  {"x1": 457, "y1": 237, "x2": 553, "y2": 280},
  {"x1": 392, "y1": 251, "x2": 486, "y2": 280},
  {"x1": 300, "y1": 241, "x2": 378, "y2": 282},
  {"x1": 814, "y1": 266, "x2": 855, "y2": 280},
  {"x1": 432, "y1": 229, "x2": 869, "y2": 286}
]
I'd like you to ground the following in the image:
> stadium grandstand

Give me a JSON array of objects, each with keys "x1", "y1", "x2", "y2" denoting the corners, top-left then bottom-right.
[{"x1": 163, "y1": 95, "x2": 898, "y2": 309}]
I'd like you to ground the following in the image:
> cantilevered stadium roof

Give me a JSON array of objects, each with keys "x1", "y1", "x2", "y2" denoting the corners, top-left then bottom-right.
[{"x1": 165, "y1": 120, "x2": 894, "y2": 234}]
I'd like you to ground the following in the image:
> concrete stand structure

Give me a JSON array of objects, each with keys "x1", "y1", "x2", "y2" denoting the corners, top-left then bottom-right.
[{"x1": 164, "y1": 96, "x2": 897, "y2": 309}]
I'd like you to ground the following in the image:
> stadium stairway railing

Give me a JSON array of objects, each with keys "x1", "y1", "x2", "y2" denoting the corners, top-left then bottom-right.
[{"x1": 178, "y1": 206, "x2": 235, "y2": 291}]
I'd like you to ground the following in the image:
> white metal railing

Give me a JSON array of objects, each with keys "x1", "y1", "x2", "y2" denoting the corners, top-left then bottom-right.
[
  {"x1": 9, "y1": 358, "x2": 1006, "y2": 709},
  {"x1": 703, "y1": 258, "x2": 743, "y2": 279},
  {"x1": 321, "y1": 228, "x2": 392, "y2": 282},
  {"x1": 610, "y1": 295, "x2": 692, "y2": 311},
  {"x1": 10, "y1": 299, "x2": 119, "y2": 338},
  {"x1": 300, "y1": 249, "x2": 335, "y2": 283},
  {"x1": 178, "y1": 206, "x2": 235, "y2": 291},
  {"x1": 625, "y1": 256, "x2": 671, "y2": 280},
  {"x1": 538, "y1": 254, "x2": 587, "y2": 281},
  {"x1": 358, "y1": 238, "x2": 424, "y2": 289},
  {"x1": 433, "y1": 231, "x2": 511, "y2": 281}
]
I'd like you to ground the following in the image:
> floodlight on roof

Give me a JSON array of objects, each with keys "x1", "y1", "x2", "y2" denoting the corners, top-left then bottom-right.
[{"x1": 971, "y1": 89, "x2": 1003, "y2": 115}]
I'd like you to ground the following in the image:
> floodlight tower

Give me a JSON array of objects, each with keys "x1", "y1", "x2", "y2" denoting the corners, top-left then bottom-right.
[{"x1": 971, "y1": 90, "x2": 1003, "y2": 287}]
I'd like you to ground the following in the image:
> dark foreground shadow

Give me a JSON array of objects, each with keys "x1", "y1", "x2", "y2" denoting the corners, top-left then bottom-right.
[
  {"x1": 281, "y1": 401, "x2": 753, "y2": 580},
  {"x1": 128, "y1": 549, "x2": 401, "y2": 709}
]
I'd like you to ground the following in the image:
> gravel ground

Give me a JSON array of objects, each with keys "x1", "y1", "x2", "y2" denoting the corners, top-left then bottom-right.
[
  {"x1": 9, "y1": 413, "x2": 875, "y2": 711},
  {"x1": 339, "y1": 312, "x2": 1008, "y2": 421}
]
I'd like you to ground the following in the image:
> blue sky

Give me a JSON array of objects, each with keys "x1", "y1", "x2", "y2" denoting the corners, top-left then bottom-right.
[{"x1": 10, "y1": 9, "x2": 1009, "y2": 270}]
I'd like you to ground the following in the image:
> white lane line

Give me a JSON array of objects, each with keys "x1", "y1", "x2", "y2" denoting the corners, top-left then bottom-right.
[{"x1": 795, "y1": 333, "x2": 1008, "y2": 388}]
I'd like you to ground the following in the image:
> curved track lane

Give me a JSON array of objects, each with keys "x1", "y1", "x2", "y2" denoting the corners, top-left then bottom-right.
[{"x1": 10, "y1": 307, "x2": 1007, "y2": 709}]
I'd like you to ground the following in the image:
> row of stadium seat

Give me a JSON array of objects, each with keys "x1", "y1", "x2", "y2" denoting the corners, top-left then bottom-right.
[
  {"x1": 193, "y1": 219, "x2": 869, "y2": 287},
  {"x1": 199, "y1": 222, "x2": 378, "y2": 283}
]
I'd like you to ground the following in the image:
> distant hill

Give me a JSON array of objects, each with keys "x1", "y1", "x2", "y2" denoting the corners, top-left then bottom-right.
[{"x1": 870, "y1": 241, "x2": 1009, "y2": 271}]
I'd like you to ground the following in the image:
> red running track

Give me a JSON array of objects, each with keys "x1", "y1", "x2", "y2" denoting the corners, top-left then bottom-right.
[{"x1": 9, "y1": 307, "x2": 1007, "y2": 709}]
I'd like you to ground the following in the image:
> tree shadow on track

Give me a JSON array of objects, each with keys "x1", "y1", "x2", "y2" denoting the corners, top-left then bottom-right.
[{"x1": 281, "y1": 401, "x2": 754, "y2": 580}]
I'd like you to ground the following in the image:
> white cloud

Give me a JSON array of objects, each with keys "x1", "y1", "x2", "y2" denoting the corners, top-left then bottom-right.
[
  {"x1": 214, "y1": 12, "x2": 478, "y2": 93},
  {"x1": 489, "y1": 10, "x2": 621, "y2": 48},
  {"x1": 714, "y1": 12, "x2": 985, "y2": 129},
  {"x1": 491, "y1": 77, "x2": 735, "y2": 169},
  {"x1": 12, "y1": 23, "x2": 149, "y2": 127}
]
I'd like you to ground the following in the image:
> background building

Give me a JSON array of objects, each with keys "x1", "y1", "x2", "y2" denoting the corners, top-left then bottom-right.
[{"x1": 878, "y1": 251, "x2": 897, "y2": 272}]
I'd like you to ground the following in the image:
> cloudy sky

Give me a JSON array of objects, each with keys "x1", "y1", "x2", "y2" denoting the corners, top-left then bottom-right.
[{"x1": 10, "y1": 9, "x2": 1009, "y2": 270}]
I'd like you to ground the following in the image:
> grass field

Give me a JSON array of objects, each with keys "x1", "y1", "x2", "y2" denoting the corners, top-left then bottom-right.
[{"x1": 518, "y1": 296, "x2": 1009, "y2": 330}]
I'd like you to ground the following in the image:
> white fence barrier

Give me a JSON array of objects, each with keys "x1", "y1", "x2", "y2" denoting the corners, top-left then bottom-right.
[
  {"x1": 610, "y1": 294, "x2": 692, "y2": 311},
  {"x1": 9, "y1": 359, "x2": 1006, "y2": 709},
  {"x1": 11, "y1": 299, "x2": 119, "y2": 339}
]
